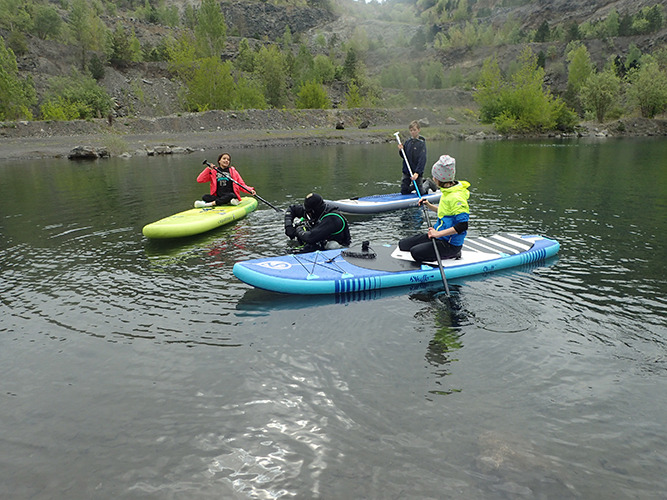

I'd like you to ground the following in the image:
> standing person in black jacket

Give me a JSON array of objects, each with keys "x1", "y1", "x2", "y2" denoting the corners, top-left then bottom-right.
[
  {"x1": 284, "y1": 193, "x2": 351, "y2": 253},
  {"x1": 398, "y1": 120, "x2": 427, "y2": 195}
]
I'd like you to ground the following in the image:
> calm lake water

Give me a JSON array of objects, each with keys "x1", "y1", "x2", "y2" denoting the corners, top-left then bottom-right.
[{"x1": 1, "y1": 137, "x2": 666, "y2": 499}]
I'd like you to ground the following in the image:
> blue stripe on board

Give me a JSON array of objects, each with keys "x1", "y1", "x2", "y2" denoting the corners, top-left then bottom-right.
[
  {"x1": 336, "y1": 275, "x2": 380, "y2": 294},
  {"x1": 520, "y1": 247, "x2": 547, "y2": 265}
]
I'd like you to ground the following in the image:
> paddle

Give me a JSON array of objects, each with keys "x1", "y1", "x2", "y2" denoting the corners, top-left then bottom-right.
[
  {"x1": 394, "y1": 132, "x2": 450, "y2": 296},
  {"x1": 203, "y1": 160, "x2": 281, "y2": 212}
]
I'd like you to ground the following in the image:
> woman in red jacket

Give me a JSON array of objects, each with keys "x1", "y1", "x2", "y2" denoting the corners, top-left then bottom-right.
[{"x1": 194, "y1": 153, "x2": 255, "y2": 208}]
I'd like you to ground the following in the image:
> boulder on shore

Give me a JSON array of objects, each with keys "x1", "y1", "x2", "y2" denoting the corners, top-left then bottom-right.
[{"x1": 68, "y1": 146, "x2": 110, "y2": 160}]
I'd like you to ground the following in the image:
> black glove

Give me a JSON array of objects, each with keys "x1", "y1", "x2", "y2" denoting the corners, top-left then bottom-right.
[{"x1": 285, "y1": 224, "x2": 297, "y2": 239}]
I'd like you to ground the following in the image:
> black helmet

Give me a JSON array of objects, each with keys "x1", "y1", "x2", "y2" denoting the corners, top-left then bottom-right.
[{"x1": 304, "y1": 192, "x2": 325, "y2": 221}]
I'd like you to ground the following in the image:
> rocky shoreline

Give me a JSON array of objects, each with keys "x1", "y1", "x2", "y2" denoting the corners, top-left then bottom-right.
[{"x1": 1, "y1": 108, "x2": 665, "y2": 161}]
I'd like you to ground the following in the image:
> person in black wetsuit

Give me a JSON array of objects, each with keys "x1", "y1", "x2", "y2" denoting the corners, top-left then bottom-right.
[
  {"x1": 284, "y1": 193, "x2": 351, "y2": 252},
  {"x1": 398, "y1": 120, "x2": 427, "y2": 195}
]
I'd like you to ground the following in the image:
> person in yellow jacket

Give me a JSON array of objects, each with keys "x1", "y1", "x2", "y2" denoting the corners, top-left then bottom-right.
[{"x1": 398, "y1": 154, "x2": 470, "y2": 262}]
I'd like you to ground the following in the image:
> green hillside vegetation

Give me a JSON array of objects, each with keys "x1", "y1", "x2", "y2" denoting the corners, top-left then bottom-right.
[{"x1": 1, "y1": 0, "x2": 666, "y2": 132}]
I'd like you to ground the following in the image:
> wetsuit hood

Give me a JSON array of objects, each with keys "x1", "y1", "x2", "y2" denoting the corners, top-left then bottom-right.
[{"x1": 304, "y1": 193, "x2": 326, "y2": 222}]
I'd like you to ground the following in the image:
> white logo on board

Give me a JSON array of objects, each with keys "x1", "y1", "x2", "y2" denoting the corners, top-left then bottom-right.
[{"x1": 256, "y1": 261, "x2": 292, "y2": 270}]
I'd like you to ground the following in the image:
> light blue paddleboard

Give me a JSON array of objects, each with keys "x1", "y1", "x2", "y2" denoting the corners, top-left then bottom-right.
[{"x1": 233, "y1": 233, "x2": 560, "y2": 295}]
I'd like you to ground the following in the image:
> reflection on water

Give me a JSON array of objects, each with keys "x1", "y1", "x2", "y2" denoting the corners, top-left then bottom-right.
[
  {"x1": 236, "y1": 281, "x2": 446, "y2": 313},
  {"x1": 144, "y1": 223, "x2": 255, "y2": 267},
  {"x1": 422, "y1": 289, "x2": 467, "y2": 397}
]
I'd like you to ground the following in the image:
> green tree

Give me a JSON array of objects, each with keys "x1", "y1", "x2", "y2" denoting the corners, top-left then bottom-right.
[
  {"x1": 424, "y1": 61, "x2": 445, "y2": 89},
  {"x1": 40, "y1": 96, "x2": 81, "y2": 121},
  {"x1": 604, "y1": 8, "x2": 620, "y2": 37},
  {"x1": 181, "y1": 57, "x2": 236, "y2": 111},
  {"x1": 143, "y1": 38, "x2": 170, "y2": 62},
  {"x1": 503, "y1": 49, "x2": 557, "y2": 131},
  {"x1": 255, "y1": 45, "x2": 288, "y2": 108},
  {"x1": 136, "y1": 0, "x2": 179, "y2": 27},
  {"x1": 6, "y1": 29, "x2": 28, "y2": 56},
  {"x1": 0, "y1": 0, "x2": 31, "y2": 32},
  {"x1": 579, "y1": 68, "x2": 621, "y2": 122},
  {"x1": 33, "y1": 3, "x2": 63, "y2": 40},
  {"x1": 88, "y1": 54, "x2": 105, "y2": 81},
  {"x1": 618, "y1": 13, "x2": 633, "y2": 36},
  {"x1": 295, "y1": 80, "x2": 331, "y2": 109},
  {"x1": 183, "y1": 4, "x2": 197, "y2": 30},
  {"x1": 452, "y1": 0, "x2": 470, "y2": 22},
  {"x1": 626, "y1": 43, "x2": 642, "y2": 69},
  {"x1": 345, "y1": 81, "x2": 363, "y2": 108},
  {"x1": 534, "y1": 20, "x2": 550, "y2": 42},
  {"x1": 108, "y1": 23, "x2": 142, "y2": 67},
  {"x1": 312, "y1": 55, "x2": 335, "y2": 84},
  {"x1": 566, "y1": 43, "x2": 594, "y2": 94},
  {"x1": 234, "y1": 76, "x2": 267, "y2": 110},
  {"x1": 474, "y1": 56, "x2": 504, "y2": 123},
  {"x1": 342, "y1": 47, "x2": 359, "y2": 81},
  {"x1": 645, "y1": 5, "x2": 664, "y2": 33},
  {"x1": 655, "y1": 47, "x2": 667, "y2": 71},
  {"x1": 631, "y1": 15, "x2": 650, "y2": 35},
  {"x1": 0, "y1": 37, "x2": 35, "y2": 120},
  {"x1": 236, "y1": 38, "x2": 255, "y2": 72},
  {"x1": 68, "y1": 0, "x2": 107, "y2": 69},
  {"x1": 565, "y1": 21, "x2": 580, "y2": 42},
  {"x1": 411, "y1": 27, "x2": 426, "y2": 50},
  {"x1": 626, "y1": 58, "x2": 667, "y2": 118},
  {"x1": 281, "y1": 25, "x2": 293, "y2": 50},
  {"x1": 475, "y1": 49, "x2": 573, "y2": 133},
  {"x1": 166, "y1": 33, "x2": 197, "y2": 80},
  {"x1": 379, "y1": 63, "x2": 411, "y2": 89},
  {"x1": 293, "y1": 43, "x2": 314, "y2": 86},
  {"x1": 195, "y1": 0, "x2": 226, "y2": 58}
]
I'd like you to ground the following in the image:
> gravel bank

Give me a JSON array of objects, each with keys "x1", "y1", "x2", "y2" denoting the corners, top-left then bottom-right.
[{"x1": 1, "y1": 108, "x2": 665, "y2": 161}]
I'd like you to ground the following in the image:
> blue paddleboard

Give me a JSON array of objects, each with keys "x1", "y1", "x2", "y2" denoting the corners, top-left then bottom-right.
[
  {"x1": 233, "y1": 233, "x2": 560, "y2": 295},
  {"x1": 325, "y1": 191, "x2": 441, "y2": 214}
]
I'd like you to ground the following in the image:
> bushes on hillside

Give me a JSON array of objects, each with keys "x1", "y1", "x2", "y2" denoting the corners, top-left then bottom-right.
[
  {"x1": 474, "y1": 49, "x2": 576, "y2": 134},
  {"x1": 626, "y1": 57, "x2": 667, "y2": 118},
  {"x1": 40, "y1": 73, "x2": 112, "y2": 120},
  {"x1": 296, "y1": 81, "x2": 331, "y2": 109},
  {"x1": 569, "y1": 44, "x2": 667, "y2": 121}
]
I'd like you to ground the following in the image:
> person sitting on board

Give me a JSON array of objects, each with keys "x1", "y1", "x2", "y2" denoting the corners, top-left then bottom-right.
[
  {"x1": 398, "y1": 120, "x2": 427, "y2": 195},
  {"x1": 194, "y1": 152, "x2": 255, "y2": 208},
  {"x1": 398, "y1": 154, "x2": 470, "y2": 262},
  {"x1": 284, "y1": 193, "x2": 351, "y2": 253}
]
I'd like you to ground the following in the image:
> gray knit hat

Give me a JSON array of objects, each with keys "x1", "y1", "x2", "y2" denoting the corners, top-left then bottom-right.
[{"x1": 431, "y1": 155, "x2": 456, "y2": 182}]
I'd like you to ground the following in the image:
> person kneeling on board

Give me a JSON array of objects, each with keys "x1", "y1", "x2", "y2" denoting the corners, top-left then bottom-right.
[
  {"x1": 284, "y1": 193, "x2": 351, "y2": 253},
  {"x1": 399, "y1": 154, "x2": 470, "y2": 262}
]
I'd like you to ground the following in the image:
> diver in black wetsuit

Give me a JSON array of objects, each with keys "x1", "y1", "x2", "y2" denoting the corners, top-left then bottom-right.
[{"x1": 284, "y1": 193, "x2": 351, "y2": 252}]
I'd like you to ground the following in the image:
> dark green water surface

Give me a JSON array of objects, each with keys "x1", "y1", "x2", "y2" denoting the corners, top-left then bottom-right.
[{"x1": 1, "y1": 137, "x2": 666, "y2": 498}]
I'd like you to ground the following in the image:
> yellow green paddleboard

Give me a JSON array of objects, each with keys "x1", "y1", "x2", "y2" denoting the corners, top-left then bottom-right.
[{"x1": 142, "y1": 197, "x2": 258, "y2": 239}]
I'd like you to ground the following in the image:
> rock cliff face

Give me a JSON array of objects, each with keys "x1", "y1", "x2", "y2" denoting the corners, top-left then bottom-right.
[{"x1": 220, "y1": 1, "x2": 335, "y2": 40}]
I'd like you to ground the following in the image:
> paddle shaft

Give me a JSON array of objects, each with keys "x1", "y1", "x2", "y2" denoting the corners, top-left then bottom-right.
[
  {"x1": 394, "y1": 132, "x2": 450, "y2": 296},
  {"x1": 205, "y1": 161, "x2": 280, "y2": 212}
]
